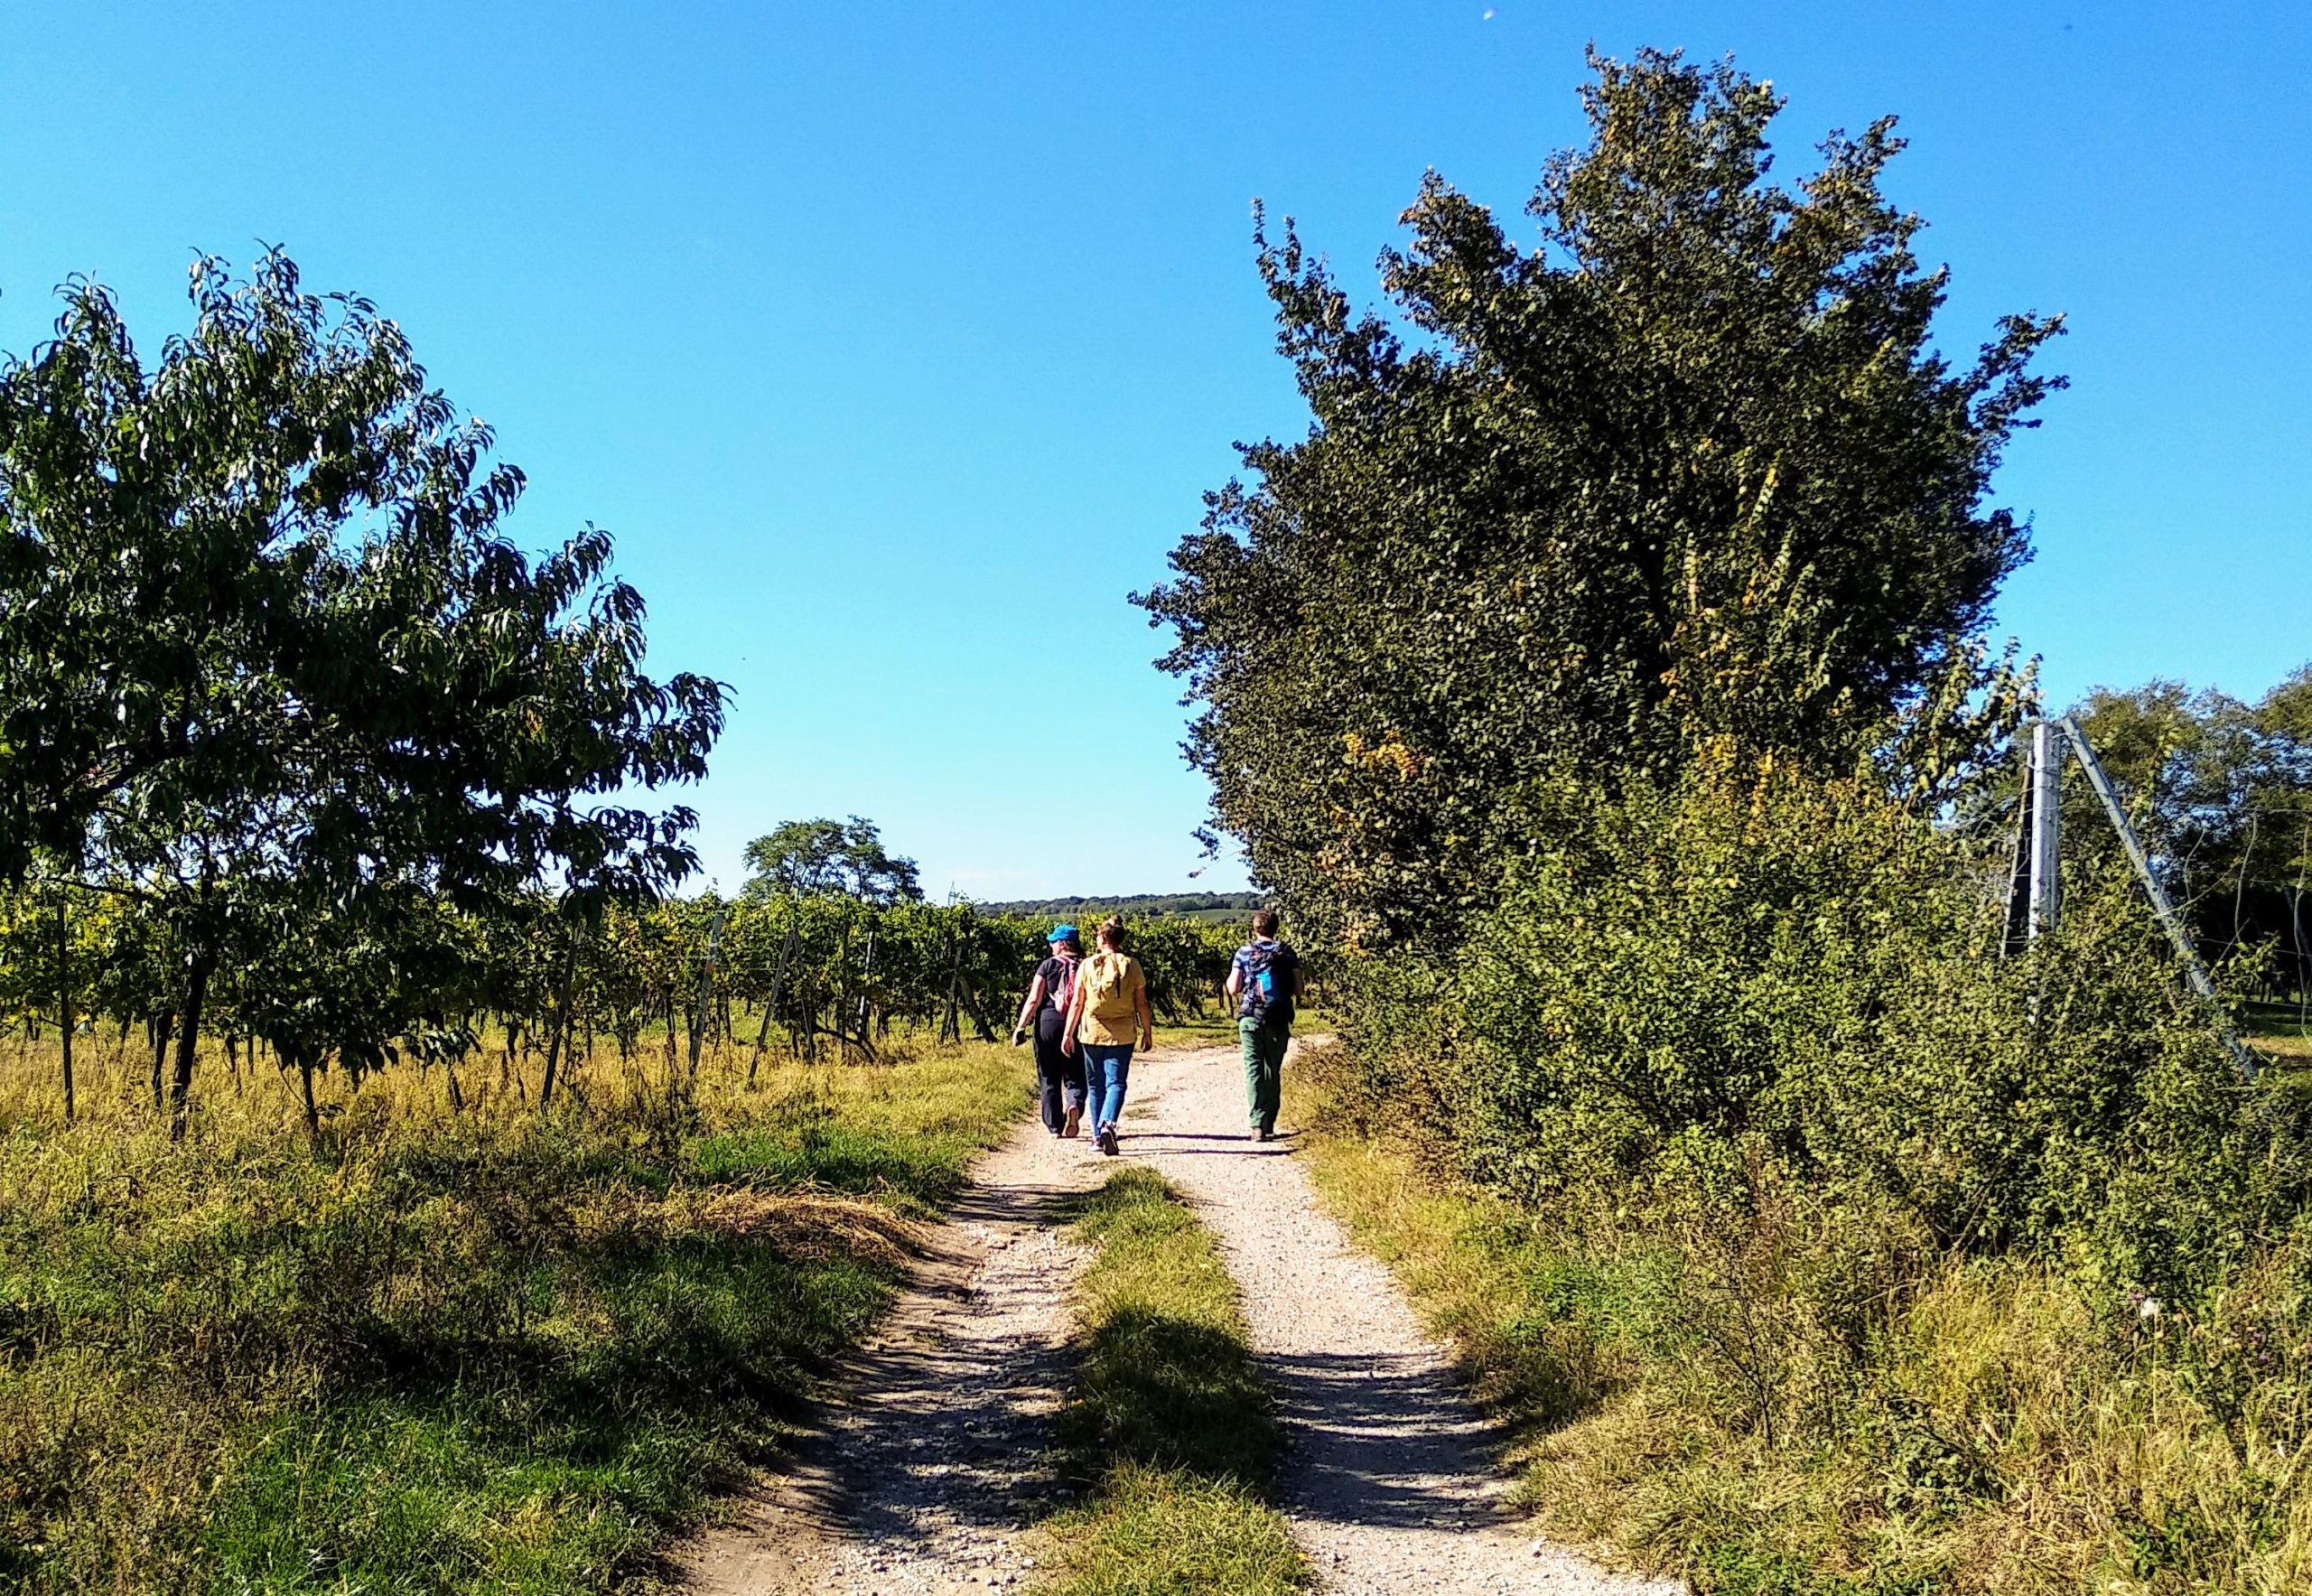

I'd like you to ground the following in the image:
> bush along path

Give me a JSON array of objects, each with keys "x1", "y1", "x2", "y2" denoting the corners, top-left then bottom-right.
[{"x1": 681, "y1": 1041, "x2": 1678, "y2": 1595}]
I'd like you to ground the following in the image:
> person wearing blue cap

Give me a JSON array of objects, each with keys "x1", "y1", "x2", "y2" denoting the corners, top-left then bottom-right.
[{"x1": 1012, "y1": 923, "x2": 1086, "y2": 1137}]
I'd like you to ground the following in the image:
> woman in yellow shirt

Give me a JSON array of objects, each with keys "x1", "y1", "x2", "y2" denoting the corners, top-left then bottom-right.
[{"x1": 1060, "y1": 918, "x2": 1152, "y2": 1156}]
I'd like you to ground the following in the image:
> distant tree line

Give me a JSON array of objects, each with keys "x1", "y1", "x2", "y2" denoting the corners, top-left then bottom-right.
[{"x1": 972, "y1": 891, "x2": 1263, "y2": 921}]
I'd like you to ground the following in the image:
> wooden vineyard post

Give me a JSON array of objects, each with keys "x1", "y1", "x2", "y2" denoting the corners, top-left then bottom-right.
[
  {"x1": 939, "y1": 925, "x2": 964, "y2": 1046},
  {"x1": 538, "y1": 931, "x2": 580, "y2": 1110},
  {"x1": 749, "y1": 920, "x2": 797, "y2": 1088},
  {"x1": 687, "y1": 907, "x2": 726, "y2": 1086},
  {"x1": 850, "y1": 929, "x2": 879, "y2": 1061}
]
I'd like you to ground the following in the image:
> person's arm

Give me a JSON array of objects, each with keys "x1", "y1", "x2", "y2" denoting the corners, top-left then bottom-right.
[
  {"x1": 1134, "y1": 966, "x2": 1153, "y2": 1052},
  {"x1": 1224, "y1": 956, "x2": 1243, "y2": 1003},
  {"x1": 1012, "y1": 973, "x2": 1047, "y2": 1043}
]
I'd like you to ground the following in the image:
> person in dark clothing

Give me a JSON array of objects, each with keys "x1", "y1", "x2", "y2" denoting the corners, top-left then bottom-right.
[
  {"x1": 1012, "y1": 923, "x2": 1086, "y2": 1137},
  {"x1": 1225, "y1": 908, "x2": 1301, "y2": 1142}
]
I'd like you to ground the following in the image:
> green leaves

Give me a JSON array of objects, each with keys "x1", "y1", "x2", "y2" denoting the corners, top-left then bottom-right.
[
  {"x1": 1140, "y1": 47, "x2": 2063, "y2": 951},
  {"x1": 740, "y1": 817, "x2": 923, "y2": 906},
  {"x1": 0, "y1": 249, "x2": 723, "y2": 1106}
]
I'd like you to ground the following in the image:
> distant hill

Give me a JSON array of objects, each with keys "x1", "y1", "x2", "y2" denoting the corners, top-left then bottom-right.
[{"x1": 973, "y1": 891, "x2": 1263, "y2": 925}]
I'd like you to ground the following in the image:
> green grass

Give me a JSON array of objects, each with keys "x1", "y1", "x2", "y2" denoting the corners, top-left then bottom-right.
[
  {"x1": 1034, "y1": 1168, "x2": 1306, "y2": 1595},
  {"x1": 0, "y1": 1041, "x2": 1030, "y2": 1594},
  {"x1": 2244, "y1": 1001, "x2": 2312, "y2": 1063}
]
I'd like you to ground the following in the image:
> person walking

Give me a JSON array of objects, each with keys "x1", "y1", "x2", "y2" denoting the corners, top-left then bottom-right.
[
  {"x1": 1012, "y1": 924, "x2": 1086, "y2": 1137},
  {"x1": 1060, "y1": 918, "x2": 1151, "y2": 1156},
  {"x1": 1226, "y1": 908, "x2": 1301, "y2": 1142}
]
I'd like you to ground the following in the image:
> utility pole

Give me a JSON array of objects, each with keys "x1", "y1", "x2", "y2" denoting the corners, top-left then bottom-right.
[
  {"x1": 2026, "y1": 719, "x2": 2063, "y2": 941},
  {"x1": 2059, "y1": 714, "x2": 2260, "y2": 1082}
]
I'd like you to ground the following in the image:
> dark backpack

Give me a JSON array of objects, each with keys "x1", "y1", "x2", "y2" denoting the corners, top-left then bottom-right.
[{"x1": 1239, "y1": 941, "x2": 1298, "y2": 1026}]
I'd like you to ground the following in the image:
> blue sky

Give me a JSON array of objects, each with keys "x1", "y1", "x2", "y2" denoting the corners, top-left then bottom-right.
[{"x1": 1, "y1": 2, "x2": 2303, "y2": 900}]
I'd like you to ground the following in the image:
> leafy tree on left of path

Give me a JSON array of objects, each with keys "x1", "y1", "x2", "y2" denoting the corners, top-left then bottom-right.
[{"x1": 0, "y1": 250, "x2": 725, "y2": 1130}]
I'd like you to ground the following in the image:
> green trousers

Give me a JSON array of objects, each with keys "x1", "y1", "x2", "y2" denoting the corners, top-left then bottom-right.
[{"x1": 1239, "y1": 1017, "x2": 1289, "y2": 1134}]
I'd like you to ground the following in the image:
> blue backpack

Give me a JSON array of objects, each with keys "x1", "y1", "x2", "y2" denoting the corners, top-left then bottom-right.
[{"x1": 1239, "y1": 940, "x2": 1298, "y2": 1025}]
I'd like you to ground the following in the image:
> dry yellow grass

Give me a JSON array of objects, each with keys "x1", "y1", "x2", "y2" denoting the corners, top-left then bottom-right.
[{"x1": 0, "y1": 1029, "x2": 1031, "y2": 1594}]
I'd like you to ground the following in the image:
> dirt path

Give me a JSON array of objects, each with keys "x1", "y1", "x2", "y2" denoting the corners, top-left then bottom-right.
[{"x1": 681, "y1": 1042, "x2": 1680, "y2": 1595}]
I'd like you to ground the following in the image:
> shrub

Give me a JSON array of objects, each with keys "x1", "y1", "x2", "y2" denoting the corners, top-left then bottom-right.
[{"x1": 1341, "y1": 760, "x2": 2309, "y2": 1299}]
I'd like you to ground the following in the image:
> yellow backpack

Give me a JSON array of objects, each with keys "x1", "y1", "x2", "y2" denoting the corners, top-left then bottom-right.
[{"x1": 1083, "y1": 952, "x2": 1133, "y2": 1020}]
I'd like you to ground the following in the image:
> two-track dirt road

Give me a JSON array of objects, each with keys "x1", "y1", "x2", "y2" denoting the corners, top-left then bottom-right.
[{"x1": 681, "y1": 1041, "x2": 1682, "y2": 1596}]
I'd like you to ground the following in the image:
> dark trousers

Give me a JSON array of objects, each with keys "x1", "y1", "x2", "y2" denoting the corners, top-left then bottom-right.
[
  {"x1": 1033, "y1": 1025, "x2": 1086, "y2": 1134},
  {"x1": 1240, "y1": 1018, "x2": 1289, "y2": 1134}
]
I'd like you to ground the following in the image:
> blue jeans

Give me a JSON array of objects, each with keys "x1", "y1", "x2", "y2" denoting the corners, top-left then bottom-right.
[{"x1": 1081, "y1": 1042, "x2": 1133, "y2": 1132}]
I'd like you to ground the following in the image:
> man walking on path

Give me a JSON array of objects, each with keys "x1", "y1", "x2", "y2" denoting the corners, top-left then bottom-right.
[{"x1": 1226, "y1": 908, "x2": 1301, "y2": 1143}]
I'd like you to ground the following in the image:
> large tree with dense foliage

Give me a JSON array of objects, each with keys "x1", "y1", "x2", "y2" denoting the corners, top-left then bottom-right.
[
  {"x1": 741, "y1": 816, "x2": 923, "y2": 905},
  {"x1": 2071, "y1": 667, "x2": 2312, "y2": 993},
  {"x1": 0, "y1": 252, "x2": 724, "y2": 1127},
  {"x1": 1138, "y1": 49, "x2": 2064, "y2": 949}
]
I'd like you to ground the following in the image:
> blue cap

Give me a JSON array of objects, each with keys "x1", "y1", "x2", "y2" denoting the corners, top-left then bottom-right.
[{"x1": 1049, "y1": 923, "x2": 1077, "y2": 943}]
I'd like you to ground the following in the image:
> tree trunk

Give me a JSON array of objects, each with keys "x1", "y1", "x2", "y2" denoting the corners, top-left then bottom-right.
[
  {"x1": 539, "y1": 939, "x2": 578, "y2": 1110},
  {"x1": 298, "y1": 1052, "x2": 321, "y2": 1138},
  {"x1": 168, "y1": 954, "x2": 212, "y2": 1140},
  {"x1": 55, "y1": 903, "x2": 73, "y2": 1121},
  {"x1": 150, "y1": 1012, "x2": 174, "y2": 1111}
]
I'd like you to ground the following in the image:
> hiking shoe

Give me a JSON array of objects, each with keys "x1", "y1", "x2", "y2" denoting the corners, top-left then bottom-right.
[
  {"x1": 1098, "y1": 1125, "x2": 1119, "y2": 1156},
  {"x1": 1062, "y1": 1105, "x2": 1081, "y2": 1138},
  {"x1": 1254, "y1": 1127, "x2": 1273, "y2": 1143}
]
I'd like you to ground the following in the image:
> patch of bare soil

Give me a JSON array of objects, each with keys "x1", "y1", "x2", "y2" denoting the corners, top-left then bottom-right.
[{"x1": 677, "y1": 1105, "x2": 1121, "y2": 1596}]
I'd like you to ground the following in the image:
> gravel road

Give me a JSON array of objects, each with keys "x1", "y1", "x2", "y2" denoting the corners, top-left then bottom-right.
[{"x1": 680, "y1": 1041, "x2": 1681, "y2": 1595}]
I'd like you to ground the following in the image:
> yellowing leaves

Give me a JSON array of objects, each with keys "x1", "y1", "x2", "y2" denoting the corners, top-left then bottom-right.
[{"x1": 1342, "y1": 730, "x2": 1423, "y2": 781}]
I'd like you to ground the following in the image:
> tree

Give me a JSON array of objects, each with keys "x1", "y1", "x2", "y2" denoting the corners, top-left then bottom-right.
[
  {"x1": 0, "y1": 251, "x2": 725, "y2": 1130},
  {"x1": 2071, "y1": 667, "x2": 2312, "y2": 994},
  {"x1": 1136, "y1": 48, "x2": 2063, "y2": 951},
  {"x1": 741, "y1": 817, "x2": 922, "y2": 906}
]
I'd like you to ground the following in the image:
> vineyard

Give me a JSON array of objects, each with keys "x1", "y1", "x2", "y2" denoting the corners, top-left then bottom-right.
[
  {"x1": 0, "y1": 241, "x2": 1271, "y2": 1592},
  {"x1": 0, "y1": 886, "x2": 1245, "y2": 1129}
]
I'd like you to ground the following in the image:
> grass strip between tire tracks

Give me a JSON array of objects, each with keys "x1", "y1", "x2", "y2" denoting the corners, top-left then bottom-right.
[{"x1": 1035, "y1": 1166, "x2": 1307, "y2": 1595}]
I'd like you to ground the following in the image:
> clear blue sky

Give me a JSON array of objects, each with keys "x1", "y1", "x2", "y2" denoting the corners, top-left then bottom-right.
[{"x1": 2, "y1": 3, "x2": 2303, "y2": 900}]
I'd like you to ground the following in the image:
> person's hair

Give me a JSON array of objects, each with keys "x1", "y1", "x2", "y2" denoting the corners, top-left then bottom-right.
[
  {"x1": 1096, "y1": 917, "x2": 1126, "y2": 949},
  {"x1": 1251, "y1": 907, "x2": 1279, "y2": 938}
]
